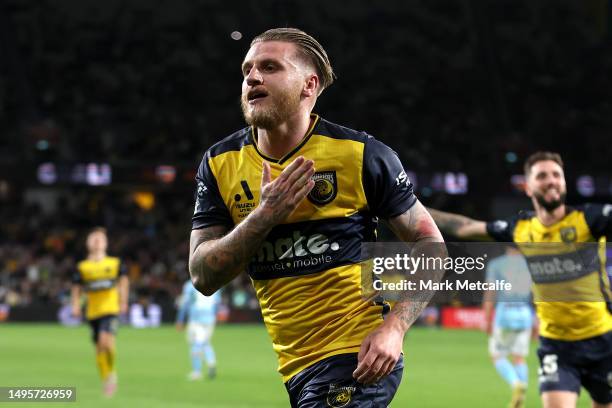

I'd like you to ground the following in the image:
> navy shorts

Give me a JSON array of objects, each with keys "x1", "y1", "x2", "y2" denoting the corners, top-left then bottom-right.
[
  {"x1": 88, "y1": 315, "x2": 119, "y2": 343},
  {"x1": 285, "y1": 353, "x2": 403, "y2": 408},
  {"x1": 538, "y1": 330, "x2": 612, "y2": 403}
]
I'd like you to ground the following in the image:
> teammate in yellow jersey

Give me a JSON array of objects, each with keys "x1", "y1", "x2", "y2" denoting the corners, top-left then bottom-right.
[
  {"x1": 71, "y1": 227, "x2": 129, "y2": 397},
  {"x1": 428, "y1": 151, "x2": 612, "y2": 408},
  {"x1": 189, "y1": 28, "x2": 445, "y2": 407}
]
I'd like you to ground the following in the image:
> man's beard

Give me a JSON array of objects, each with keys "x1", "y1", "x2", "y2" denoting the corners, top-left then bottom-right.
[
  {"x1": 241, "y1": 86, "x2": 301, "y2": 129},
  {"x1": 533, "y1": 190, "x2": 566, "y2": 212}
]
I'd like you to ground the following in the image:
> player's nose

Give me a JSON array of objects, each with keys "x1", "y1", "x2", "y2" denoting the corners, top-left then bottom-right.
[
  {"x1": 545, "y1": 180, "x2": 559, "y2": 190},
  {"x1": 245, "y1": 68, "x2": 263, "y2": 86}
]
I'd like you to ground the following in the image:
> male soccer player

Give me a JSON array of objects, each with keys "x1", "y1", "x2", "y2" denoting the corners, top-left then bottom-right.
[
  {"x1": 484, "y1": 245, "x2": 534, "y2": 408},
  {"x1": 71, "y1": 227, "x2": 129, "y2": 397},
  {"x1": 176, "y1": 280, "x2": 220, "y2": 380},
  {"x1": 429, "y1": 151, "x2": 612, "y2": 408},
  {"x1": 188, "y1": 28, "x2": 445, "y2": 407}
]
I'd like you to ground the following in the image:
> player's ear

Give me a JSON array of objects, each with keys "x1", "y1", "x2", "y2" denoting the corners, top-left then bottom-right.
[
  {"x1": 302, "y1": 74, "x2": 319, "y2": 98},
  {"x1": 524, "y1": 181, "x2": 533, "y2": 198}
]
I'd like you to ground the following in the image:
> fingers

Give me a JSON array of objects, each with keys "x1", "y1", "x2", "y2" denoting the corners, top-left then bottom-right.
[
  {"x1": 353, "y1": 338, "x2": 398, "y2": 385},
  {"x1": 354, "y1": 349, "x2": 387, "y2": 384},
  {"x1": 355, "y1": 354, "x2": 397, "y2": 385},
  {"x1": 360, "y1": 356, "x2": 385, "y2": 384},
  {"x1": 261, "y1": 161, "x2": 271, "y2": 186},
  {"x1": 261, "y1": 156, "x2": 315, "y2": 202},
  {"x1": 379, "y1": 358, "x2": 397, "y2": 380},
  {"x1": 277, "y1": 156, "x2": 305, "y2": 183},
  {"x1": 293, "y1": 179, "x2": 315, "y2": 204},
  {"x1": 284, "y1": 158, "x2": 314, "y2": 186},
  {"x1": 352, "y1": 338, "x2": 371, "y2": 381},
  {"x1": 258, "y1": 157, "x2": 315, "y2": 224},
  {"x1": 262, "y1": 157, "x2": 313, "y2": 188},
  {"x1": 290, "y1": 167, "x2": 315, "y2": 196}
]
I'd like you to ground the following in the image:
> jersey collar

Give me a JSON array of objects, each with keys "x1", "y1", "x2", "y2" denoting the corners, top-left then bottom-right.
[
  {"x1": 530, "y1": 206, "x2": 576, "y2": 230},
  {"x1": 250, "y1": 114, "x2": 320, "y2": 165}
]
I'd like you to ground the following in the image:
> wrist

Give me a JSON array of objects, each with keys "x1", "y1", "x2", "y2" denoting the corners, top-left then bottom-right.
[
  {"x1": 250, "y1": 206, "x2": 278, "y2": 232},
  {"x1": 384, "y1": 312, "x2": 410, "y2": 335}
]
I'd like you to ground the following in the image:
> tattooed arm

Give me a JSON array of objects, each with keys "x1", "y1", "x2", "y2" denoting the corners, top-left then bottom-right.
[
  {"x1": 189, "y1": 156, "x2": 315, "y2": 296},
  {"x1": 385, "y1": 201, "x2": 446, "y2": 330},
  {"x1": 190, "y1": 224, "x2": 255, "y2": 296},
  {"x1": 427, "y1": 208, "x2": 492, "y2": 241},
  {"x1": 353, "y1": 200, "x2": 446, "y2": 384}
]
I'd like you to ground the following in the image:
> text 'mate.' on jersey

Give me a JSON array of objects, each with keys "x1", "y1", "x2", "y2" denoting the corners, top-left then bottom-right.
[
  {"x1": 486, "y1": 204, "x2": 612, "y2": 341},
  {"x1": 192, "y1": 115, "x2": 416, "y2": 380}
]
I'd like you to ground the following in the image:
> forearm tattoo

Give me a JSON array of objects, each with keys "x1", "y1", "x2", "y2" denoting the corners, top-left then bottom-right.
[
  {"x1": 189, "y1": 214, "x2": 272, "y2": 294},
  {"x1": 428, "y1": 208, "x2": 474, "y2": 236},
  {"x1": 389, "y1": 203, "x2": 446, "y2": 329}
]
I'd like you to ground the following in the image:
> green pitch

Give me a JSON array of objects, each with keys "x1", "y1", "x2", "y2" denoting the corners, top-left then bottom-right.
[{"x1": 0, "y1": 324, "x2": 591, "y2": 407}]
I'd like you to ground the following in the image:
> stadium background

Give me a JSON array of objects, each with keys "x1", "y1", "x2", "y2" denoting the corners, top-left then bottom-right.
[{"x1": 1, "y1": 0, "x2": 610, "y2": 406}]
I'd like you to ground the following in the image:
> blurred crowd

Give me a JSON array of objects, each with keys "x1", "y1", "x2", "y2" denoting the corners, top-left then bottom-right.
[
  {"x1": 0, "y1": 191, "x2": 258, "y2": 312},
  {"x1": 1, "y1": 0, "x2": 611, "y2": 311},
  {"x1": 2, "y1": 0, "x2": 610, "y2": 172}
]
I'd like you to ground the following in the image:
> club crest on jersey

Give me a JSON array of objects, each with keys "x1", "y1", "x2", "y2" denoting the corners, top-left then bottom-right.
[
  {"x1": 326, "y1": 384, "x2": 356, "y2": 408},
  {"x1": 308, "y1": 171, "x2": 337, "y2": 205},
  {"x1": 560, "y1": 227, "x2": 577, "y2": 243}
]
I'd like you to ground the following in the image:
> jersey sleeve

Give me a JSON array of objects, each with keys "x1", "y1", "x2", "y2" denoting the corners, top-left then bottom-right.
[
  {"x1": 362, "y1": 136, "x2": 417, "y2": 219},
  {"x1": 192, "y1": 152, "x2": 233, "y2": 230},
  {"x1": 583, "y1": 203, "x2": 612, "y2": 238},
  {"x1": 486, "y1": 217, "x2": 517, "y2": 242}
]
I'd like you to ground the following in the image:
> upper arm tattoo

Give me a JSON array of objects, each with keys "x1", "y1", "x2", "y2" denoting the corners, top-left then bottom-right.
[
  {"x1": 387, "y1": 201, "x2": 443, "y2": 243},
  {"x1": 189, "y1": 225, "x2": 228, "y2": 257}
]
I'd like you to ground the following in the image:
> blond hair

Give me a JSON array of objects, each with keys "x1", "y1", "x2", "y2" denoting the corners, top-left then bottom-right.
[{"x1": 251, "y1": 28, "x2": 335, "y2": 93}]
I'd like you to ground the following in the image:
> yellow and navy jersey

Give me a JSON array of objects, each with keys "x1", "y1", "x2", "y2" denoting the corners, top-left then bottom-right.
[
  {"x1": 192, "y1": 114, "x2": 416, "y2": 381},
  {"x1": 486, "y1": 204, "x2": 612, "y2": 341},
  {"x1": 72, "y1": 256, "x2": 126, "y2": 320}
]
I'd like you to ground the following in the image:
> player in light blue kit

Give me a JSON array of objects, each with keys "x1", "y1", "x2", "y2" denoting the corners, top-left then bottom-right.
[
  {"x1": 176, "y1": 280, "x2": 221, "y2": 380},
  {"x1": 483, "y1": 245, "x2": 535, "y2": 408}
]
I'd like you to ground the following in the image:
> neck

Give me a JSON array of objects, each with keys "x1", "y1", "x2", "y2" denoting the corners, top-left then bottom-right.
[
  {"x1": 256, "y1": 111, "x2": 313, "y2": 159},
  {"x1": 88, "y1": 252, "x2": 106, "y2": 261},
  {"x1": 533, "y1": 201, "x2": 566, "y2": 226}
]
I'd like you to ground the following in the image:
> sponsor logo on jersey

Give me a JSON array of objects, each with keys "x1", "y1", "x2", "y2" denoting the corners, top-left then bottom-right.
[
  {"x1": 85, "y1": 278, "x2": 116, "y2": 292},
  {"x1": 308, "y1": 171, "x2": 337, "y2": 205},
  {"x1": 395, "y1": 169, "x2": 410, "y2": 187},
  {"x1": 234, "y1": 180, "x2": 254, "y2": 202},
  {"x1": 194, "y1": 181, "x2": 208, "y2": 214},
  {"x1": 197, "y1": 181, "x2": 208, "y2": 197},
  {"x1": 326, "y1": 384, "x2": 356, "y2": 408},
  {"x1": 252, "y1": 231, "x2": 340, "y2": 275},
  {"x1": 234, "y1": 180, "x2": 257, "y2": 219},
  {"x1": 527, "y1": 253, "x2": 596, "y2": 283}
]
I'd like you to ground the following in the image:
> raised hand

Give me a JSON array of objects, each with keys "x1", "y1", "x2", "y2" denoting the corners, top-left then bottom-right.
[
  {"x1": 257, "y1": 156, "x2": 315, "y2": 226},
  {"x1": 189, "y1": 156, "x2": 315, "y2": 296}
]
